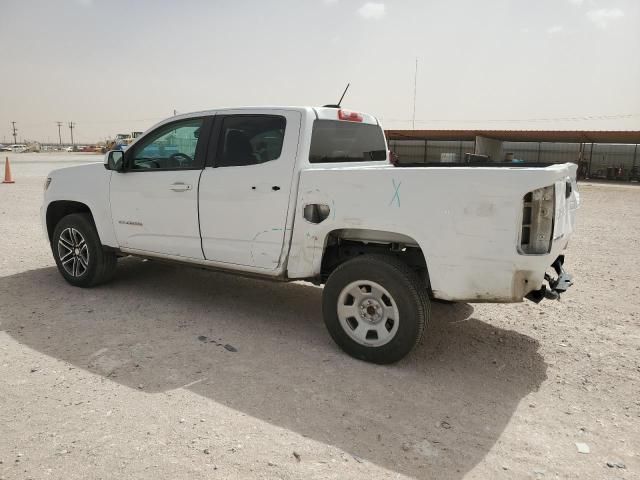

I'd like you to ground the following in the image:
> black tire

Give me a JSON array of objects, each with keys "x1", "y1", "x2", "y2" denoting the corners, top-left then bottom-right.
[
  {"x1": 51, "y1": 213, "x2": 117, "y2": 288},
  {"x1": 322, "y1": 254, "x2": 430, "y2": 364}
]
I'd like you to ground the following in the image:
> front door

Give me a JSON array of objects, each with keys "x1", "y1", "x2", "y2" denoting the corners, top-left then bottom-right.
[
  {"x1": 110, "y1": 116, "x2": 210, "y2": 259},
  {"x1": 198, "y1": 110, "x2": 301, "y2": 270}
]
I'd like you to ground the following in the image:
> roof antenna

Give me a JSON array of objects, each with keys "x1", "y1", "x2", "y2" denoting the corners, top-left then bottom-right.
[
  {"x1": 412, "y1": 58, "x2": 418, "y2": 129},
  {"x1": 323, "y1": 83, "x2": 350, "y2": 108}
]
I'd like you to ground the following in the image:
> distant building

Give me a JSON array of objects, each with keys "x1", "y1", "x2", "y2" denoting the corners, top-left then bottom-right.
[{"x1": 386, "y1": 130, "x2": 640, "y2": 180}]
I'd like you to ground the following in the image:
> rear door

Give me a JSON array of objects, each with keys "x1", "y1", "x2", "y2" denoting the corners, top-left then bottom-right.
[
  {"x1": 198, "y1": 110, "x2": 301, "y2": 269},
  {"x1": 109, "y1": 116, "x2": 211, "y2": 259}
]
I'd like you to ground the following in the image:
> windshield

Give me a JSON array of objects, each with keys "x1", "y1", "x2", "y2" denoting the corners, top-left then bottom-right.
[{"x1": 309, "y1": 120, "x2": 387, "y2": 163}]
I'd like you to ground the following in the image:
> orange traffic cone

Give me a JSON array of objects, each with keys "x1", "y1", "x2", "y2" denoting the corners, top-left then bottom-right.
[{"x1": 3, "y1": 157, "x2": 15, "y2": 184}]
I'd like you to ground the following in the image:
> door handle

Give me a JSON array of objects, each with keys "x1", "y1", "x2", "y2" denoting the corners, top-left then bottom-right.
[{"x1": 169, "y1": 182, "x2": 192, "y2": 192}]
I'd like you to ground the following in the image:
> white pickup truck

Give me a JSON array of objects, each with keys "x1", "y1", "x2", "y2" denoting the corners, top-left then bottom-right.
[{"x1": 42, "y1": 106, "x2": 579, "y2": 363}]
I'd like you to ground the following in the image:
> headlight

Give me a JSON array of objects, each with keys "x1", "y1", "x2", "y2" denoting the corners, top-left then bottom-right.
[
  {"x1": 44, "y1": 177, "x2": 52, "y2": 191},
  {"x1": 519, "y1": 185, "x2": 555, "y2": 254}
]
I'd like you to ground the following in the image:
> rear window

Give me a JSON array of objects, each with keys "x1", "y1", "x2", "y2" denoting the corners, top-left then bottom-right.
[{"x1": 309, "y1": 120, "x2": 387, "y2": 163}]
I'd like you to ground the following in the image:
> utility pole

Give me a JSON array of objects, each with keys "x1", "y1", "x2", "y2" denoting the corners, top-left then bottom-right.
[
  {"x1": 11, "y1": 121, "x2": 18, "y2": 144},
  {"x1": 56, "y1": 121, "x2": 63, "y2": 145},
  {"x1": 68, "y1": 121, "x2": 76, "y2": 148}
]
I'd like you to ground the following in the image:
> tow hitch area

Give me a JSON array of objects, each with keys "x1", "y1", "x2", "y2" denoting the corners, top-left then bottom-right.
[{"x1": 526, "y1": 255, "x2": 573, "y2": 303}]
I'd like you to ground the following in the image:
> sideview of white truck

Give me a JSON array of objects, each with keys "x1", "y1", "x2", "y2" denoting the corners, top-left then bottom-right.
[{"x1": 42, "y1": 106, "x2": 579, "y2": 363}]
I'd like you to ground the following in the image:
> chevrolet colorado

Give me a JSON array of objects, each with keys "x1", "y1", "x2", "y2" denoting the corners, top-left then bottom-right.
[{"x1": 42, "y1": 106, "x2": 579, "y2": 363}]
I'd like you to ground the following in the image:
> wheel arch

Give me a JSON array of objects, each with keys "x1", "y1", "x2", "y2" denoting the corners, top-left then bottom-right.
[
  {"x1": 319, "y1": 228, "x2": 433, "y2": 296},
  {"x1": 46, "y1": 200, "x2": 96, "y2": 242}
]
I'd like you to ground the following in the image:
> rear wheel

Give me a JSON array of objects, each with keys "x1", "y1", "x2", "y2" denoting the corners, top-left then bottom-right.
[
  {"x1": 52, "y1": 213, "x2": 117, "y2": 287},
  {"x1": 322, "y1": 255, "x2": 429, "y2": 364}
]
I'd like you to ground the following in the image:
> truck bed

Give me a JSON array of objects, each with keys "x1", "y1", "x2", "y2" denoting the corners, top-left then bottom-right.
[{"x1": 287, "y1": 162, "x2": 579, "y2": 302}]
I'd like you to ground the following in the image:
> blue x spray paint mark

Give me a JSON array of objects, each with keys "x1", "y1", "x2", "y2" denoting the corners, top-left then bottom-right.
[{"x1": 389, "y1": 179, "x2": 401, "y2": 207}]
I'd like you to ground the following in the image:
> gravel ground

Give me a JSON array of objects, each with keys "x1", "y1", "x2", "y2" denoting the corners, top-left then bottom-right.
[
  {"x1": 1, "y1": 157, "x2": 638, "y2": 479},
  {"x1": 0, "y1": 152, "x2": 102, "y2": 178}
]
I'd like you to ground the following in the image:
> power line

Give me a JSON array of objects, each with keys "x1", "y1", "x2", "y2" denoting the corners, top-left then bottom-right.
[
  {"x1": 383, "y1": 113, "x2": 640, "y2": 125},
  {"x1": 10, "y1": 117, "x2": 162, "y2": 129}
]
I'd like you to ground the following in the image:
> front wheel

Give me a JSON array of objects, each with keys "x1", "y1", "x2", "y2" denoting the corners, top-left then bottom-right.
[
  {"x1": 322, "y1": 255, "x2": 430, "y2": 364},
  {"x1": 52, "y1": 213, "x2": 117, "y2": 287}
]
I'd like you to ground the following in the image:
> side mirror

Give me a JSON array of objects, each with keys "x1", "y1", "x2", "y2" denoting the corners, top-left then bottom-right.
[{"x1": 105, "y1": 150, "x2": 124, "y2": 171}]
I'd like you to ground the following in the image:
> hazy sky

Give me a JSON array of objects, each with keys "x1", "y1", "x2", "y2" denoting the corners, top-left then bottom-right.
[{"x1": 1, "y1": 0, "x2": 638, "y2": 143}]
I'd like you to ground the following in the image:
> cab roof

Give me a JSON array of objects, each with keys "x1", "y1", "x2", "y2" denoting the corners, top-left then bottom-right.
[{"x1": 170, "y1": 106, "x2": 380, "y2": 126}]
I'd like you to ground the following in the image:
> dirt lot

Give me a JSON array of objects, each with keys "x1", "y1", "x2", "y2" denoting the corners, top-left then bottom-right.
[{"x1": 1, "y1": 159, "x2": 638, "y2": 479}]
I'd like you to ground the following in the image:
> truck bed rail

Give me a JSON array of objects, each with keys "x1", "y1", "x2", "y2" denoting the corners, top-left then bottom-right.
[{"x1": 394, "y1": 162, "x2": 570, "y2": 168}]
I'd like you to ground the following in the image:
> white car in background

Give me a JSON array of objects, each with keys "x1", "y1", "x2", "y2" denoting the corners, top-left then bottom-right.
[
  {"x1": 10, "y1": 144, "x2": 27, "y2": 153},
  {"x1": 41, "y1": 106, "x2": 579, "y2": 363}
]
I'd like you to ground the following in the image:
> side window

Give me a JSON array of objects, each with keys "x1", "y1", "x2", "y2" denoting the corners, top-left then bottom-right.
[
  {"x1": 129, "y1": 118, "x2": 204, "y2": 170},
  {"x1": 217, "y1": 116, "x2": 286, "y2": 167}
]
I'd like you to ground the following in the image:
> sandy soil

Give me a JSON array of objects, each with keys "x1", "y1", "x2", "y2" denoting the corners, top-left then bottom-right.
[{"x1": 0, "y1": 168, "x2": 638, "y2": 479}]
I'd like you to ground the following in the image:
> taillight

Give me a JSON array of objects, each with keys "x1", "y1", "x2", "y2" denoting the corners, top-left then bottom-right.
[
  {"x1": 338, "y1": 109, "x2": 363, "y2": 122},
  {"x1": 519, "y1": 185, "x2": 555, "y2": 255}
]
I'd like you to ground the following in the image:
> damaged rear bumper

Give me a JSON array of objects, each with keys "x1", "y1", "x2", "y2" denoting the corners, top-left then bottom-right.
[{"x1": 525, "y1": 255, "x2": 573, "y2": 303}]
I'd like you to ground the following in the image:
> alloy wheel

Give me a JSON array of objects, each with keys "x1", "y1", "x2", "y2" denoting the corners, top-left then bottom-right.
[{"x1": 57, "y1": 227, "x2": 89, "y2": 277}]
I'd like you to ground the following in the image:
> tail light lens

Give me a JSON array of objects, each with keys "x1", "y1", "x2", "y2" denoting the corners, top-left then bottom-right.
[{"x1": 519, "y1": 185, "x2": 555, "y2": 255}]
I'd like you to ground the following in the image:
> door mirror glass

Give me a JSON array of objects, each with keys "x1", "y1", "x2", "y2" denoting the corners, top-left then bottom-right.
[{"x1": 105, "y1": 150, "x2": 124, "y2": 171}]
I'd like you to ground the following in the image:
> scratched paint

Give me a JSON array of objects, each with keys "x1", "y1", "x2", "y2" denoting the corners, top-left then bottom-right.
[{"x1": 249, "y1": 227, "x2": 292, "y2": 266}]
